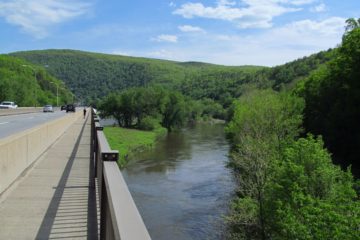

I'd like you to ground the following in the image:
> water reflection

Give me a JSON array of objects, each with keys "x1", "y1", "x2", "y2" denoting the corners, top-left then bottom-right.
[
  {"x1": 122, "y1": 123, "x2": 236, "y2": 240},
  {"x1": 126, "y1": 130, "x2": 190, "y2": 173}
]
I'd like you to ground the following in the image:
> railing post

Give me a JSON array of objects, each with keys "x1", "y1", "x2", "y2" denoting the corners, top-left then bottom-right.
[
  {"x1": 97, "y1": 149, "x2": 115, "y2": 210},
  {"x1": 90, "y1": 109, "x2": 103, "y2": 188},
  {"x1": 99, "y1": 151, "x2": 119, "y2": 240},
  {"x1": 90, "y1": 108, "x2": 95, "y2": 188},
  {"x1": 94, "y1": 117, "x2": 100, "y2": 178}
]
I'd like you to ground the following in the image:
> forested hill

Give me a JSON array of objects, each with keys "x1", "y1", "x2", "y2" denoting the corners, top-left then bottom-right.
[
  {"x1": 0, "y1": 55, "x2": 73, "y2": 107},
  {"x1": 9, "y1": 50, "x2": 259, "y2": 104},
  {"x1": 10, "y1": 48, "x2": 333, "y2": 104}
]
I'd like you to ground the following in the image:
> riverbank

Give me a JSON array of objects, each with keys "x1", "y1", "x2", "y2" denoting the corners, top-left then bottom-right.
[{"x1": 104, "y1": 126, "x2": 167, "y2": 167}]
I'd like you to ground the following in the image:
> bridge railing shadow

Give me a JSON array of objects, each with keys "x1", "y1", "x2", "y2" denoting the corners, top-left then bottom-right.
[{"x1": 35, "y1": 115, "x2": 98, "y2": 240}]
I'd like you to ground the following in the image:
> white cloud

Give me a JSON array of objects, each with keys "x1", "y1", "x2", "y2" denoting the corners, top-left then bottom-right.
[
  {"x1": 169, "y1": 2, "x2": 176, "y2": 7},
  {"x1": 310, "y1": 3, "x2": 326, "y2": 12},
  {"x1": 136, "y1": 17, "x2": 346, "y2": 66},
  {"x1": 152, "y1": 34, "x2": 178, "y2": 43},
  {"x1": 274, "y1": 17, "x2": 345, "y2": 37},
  {"x1": 173, "y1": 0, "x2": 303, "y2": 29},
  {"x1": 0, "y1": 0, "x2": 91, "y2": 38},
  {"x1": 288, "y1": 0, "x2": 316, "y2": 6},
  {"x1": 178, "y1": 25, "x2": 205, "y2": 33}
]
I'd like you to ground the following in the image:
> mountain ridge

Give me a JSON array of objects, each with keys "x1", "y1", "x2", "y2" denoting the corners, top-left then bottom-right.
[{"x1": 9, "y1": 48, "x2": 333, "y2": 104}]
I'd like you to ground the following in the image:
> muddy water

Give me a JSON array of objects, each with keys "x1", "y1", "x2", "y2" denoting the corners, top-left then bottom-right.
[{"x1": 122, "y1": 124, "x2": 236, "y2": 240}]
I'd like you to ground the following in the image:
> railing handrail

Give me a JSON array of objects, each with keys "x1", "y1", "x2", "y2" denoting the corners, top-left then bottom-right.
[{"x1": 91, "y1": 108, "x2": 151, "y2": 240}]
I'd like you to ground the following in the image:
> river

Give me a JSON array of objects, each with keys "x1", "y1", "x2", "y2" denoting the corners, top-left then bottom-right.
[{"x1": 121, "y1": 123, "x2": 236, "y2": 240}]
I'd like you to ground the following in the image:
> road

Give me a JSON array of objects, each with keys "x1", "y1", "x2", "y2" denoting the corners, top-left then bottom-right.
[{"x1": 0, "y1": 110, "x2": 75, "y2": 139}]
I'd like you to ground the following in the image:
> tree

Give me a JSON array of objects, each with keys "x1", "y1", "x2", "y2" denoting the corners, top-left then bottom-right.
[
  {"x1": 345, "y1": 18, "x2": 360, "y2": 33},
  {"x1": 161, "y1": 91, "x2": 186, "y2": 131},
  {"x1": 226, "y1": 90, "x2": 304, "y2": 239},
  {"x1": 0, "y1": 55, "x2": 73, "y2": 106},
  {"x1": 265, "y1": 136, "x2": 360, "y2": 240},
  {"x1": 300, "y1": 23, "x2": 360, "y2": 174},
  {"x1": 99, "y1": 87, "x2": 188, "y2": 131},
  {"x1": 226, "y1": 88, "x2": 360, "y2": 239},
  {"x1": 99, "y1": 93, "x2": 125, "y2": 127}
]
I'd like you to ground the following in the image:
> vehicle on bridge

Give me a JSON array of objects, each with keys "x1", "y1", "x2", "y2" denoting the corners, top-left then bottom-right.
[
  {"x1": 0, "y1": 101, "x2": 18, "y2": 109},
  {"x1": 43, "y1": 105, "x2": 54, "y2": 112},
  {"x1": 66, "y1": 104, "x2": 76, "y2": 113}
]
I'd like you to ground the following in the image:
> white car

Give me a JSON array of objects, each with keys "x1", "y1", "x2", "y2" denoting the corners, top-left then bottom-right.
[
  {"x1": 43, "y1": 105, "x2": 54, "y2": 112},
  {"x1": 0, "y1": 101, "x2": 18, "y2": 109}
]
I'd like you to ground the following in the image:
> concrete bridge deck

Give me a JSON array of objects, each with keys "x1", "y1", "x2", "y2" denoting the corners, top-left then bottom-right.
[{"x1": 0, "y1": 115, "x2": 98, "y2": 239}]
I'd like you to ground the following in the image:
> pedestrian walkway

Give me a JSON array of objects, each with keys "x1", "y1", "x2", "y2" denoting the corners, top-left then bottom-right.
[{"x1": 0, "y1": 114, "x2": 98, "y2": 239}]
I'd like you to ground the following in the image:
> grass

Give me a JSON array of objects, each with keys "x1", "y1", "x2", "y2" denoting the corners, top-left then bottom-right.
[{"x1": 103, "y1": 127, "x2": 167, "y2": 167}]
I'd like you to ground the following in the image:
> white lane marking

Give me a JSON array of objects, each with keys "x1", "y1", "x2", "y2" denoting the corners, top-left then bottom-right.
[{"x1": 0, "y1": 122, "x2": 9, "y2": 125}]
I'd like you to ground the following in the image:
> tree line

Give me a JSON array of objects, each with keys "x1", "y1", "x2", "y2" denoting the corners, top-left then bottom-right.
[
  {"x1": 98, "y1": 86, "x2": 226, "y2": 132},
  {"x1": 226, "y1": 90, "x2": 359, "y2": 239},
  {"x1": 10, "y1": 47, "x2": 331, "y2": 110},
  {"x1": 0, "y1": 55, "x2": 73, "y2": 106},
  {"x1": 225, "y1": 19, "x2": 360, "y2": 240},
  {"x1": 298, "y1": 18, "x2": 360, "y2": 176}
]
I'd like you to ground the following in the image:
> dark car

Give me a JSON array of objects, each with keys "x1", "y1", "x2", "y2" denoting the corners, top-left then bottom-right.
[
  {"x1": 60, "y1": 105, "x2": 66, "y2": 111},
  {"x1": 66, "y1": 104, "x2": 76, "y2": 113}
]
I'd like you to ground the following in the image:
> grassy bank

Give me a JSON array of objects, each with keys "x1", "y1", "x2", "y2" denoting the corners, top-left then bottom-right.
[{"x1": 104, "y1": 127, "x2": 167, "y2": 167}]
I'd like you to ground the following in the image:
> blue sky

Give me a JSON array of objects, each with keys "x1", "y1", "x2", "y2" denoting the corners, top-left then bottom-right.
[{"x1": 0, "y1": 0, "x2": 359, "y2": 66}]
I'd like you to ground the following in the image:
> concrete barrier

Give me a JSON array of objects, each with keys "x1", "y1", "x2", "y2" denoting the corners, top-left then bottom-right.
[
  {"x1": 0, "y1": 111, "x2": 82, "y2": 195},
  {"x1": 0, "y1": 107, "x2": 44, "y2": 116}
]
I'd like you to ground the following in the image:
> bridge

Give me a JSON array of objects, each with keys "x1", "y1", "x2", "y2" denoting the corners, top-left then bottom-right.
[{"x1": 0, "y1": 108, "x2": 151, "y2": 239}]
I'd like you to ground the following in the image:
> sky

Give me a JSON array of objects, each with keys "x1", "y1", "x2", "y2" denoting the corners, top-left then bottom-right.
[{"x1": 0, "y1": 0, "x2": 359, "y2": 66}]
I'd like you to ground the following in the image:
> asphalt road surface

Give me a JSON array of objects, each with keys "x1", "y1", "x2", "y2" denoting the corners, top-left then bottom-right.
[{"x1": 0, "y1": 110, "x2": 74, "y2": 139}]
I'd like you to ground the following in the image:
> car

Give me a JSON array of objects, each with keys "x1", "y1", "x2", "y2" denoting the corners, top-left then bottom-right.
[
  {"x1": 0, "y1": 101, "x2": 18, "y2": 109},
  {"x1": 60, "y1": 105, "x2": 67, "y2": 111},
  {"x1": 66, "y1": 104, "x2": 76, "y2": 112},
  {"x1": 43, "y1": 105, "x2": 54, "y2": 112}
]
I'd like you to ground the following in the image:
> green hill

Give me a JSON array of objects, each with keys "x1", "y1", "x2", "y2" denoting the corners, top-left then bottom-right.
[
  {"x1": 9, "y1": 48, "x2": 334, "y2": 105},
  {"x1": 0, "y1": 55, "x2": 74, "y2": 107},
  {"x1": 9, "y1": 50, "x2": 264, "y2": 104}
]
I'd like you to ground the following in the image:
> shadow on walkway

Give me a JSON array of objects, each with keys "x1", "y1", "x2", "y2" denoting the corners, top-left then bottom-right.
[{"x1": 35, "y1": 115, "x2": 98, "y2": 240}]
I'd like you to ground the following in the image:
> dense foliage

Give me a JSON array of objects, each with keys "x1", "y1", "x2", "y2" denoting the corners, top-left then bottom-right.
[
  {"x1": 225, "y1": 20, "x2": 360, "y2": 239},
  {"x1": 263, "y1": 49, "x2": 334, "y2": 90},
  {"x1": 99, "y1": 87, "x2": 192, "y2": 132},
  {"x1": 10, "y1": 48, "x2": 332, "y2": 108},
  {"x1": 10, "y1": 50, "x2": 260, "y2": 105},
  {"x1": 226, "y1": 90, "x2": 359, "y2": 240},
  {"x1": 0, "y1": 55, "x2": 74, "y2": 106},
  {"x1": 297, "y1": 20, "x2": 360, "y2": 175}
]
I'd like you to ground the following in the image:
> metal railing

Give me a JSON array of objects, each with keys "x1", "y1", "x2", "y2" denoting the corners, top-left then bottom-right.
[{"x1": 91, "y1": 108, "x2": 151, "y2": 240}]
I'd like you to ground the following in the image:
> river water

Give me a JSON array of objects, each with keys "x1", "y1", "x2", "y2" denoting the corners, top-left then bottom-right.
[{"x1": 121, "y1": 123, "x2": 236, "y2": 240}]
